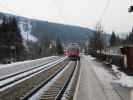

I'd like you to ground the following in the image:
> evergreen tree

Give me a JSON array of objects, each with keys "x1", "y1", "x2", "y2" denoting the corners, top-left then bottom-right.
[
  {"x1": 128, "y1": 28, "x2": 133, "y2": 44},
  {"x1": 110, "y1": 31, "x2": 117, "y2": 47},
  {"x1": 0, "y1": 16, "x2": 24, "y2": 61},
  {"x1": 124, "y1": 28, "x2": 133, "y2": 45},
  {"x1": 89, "y1": 23, "x2": 104, "y2": 54},
  {"x1": 56, "y1": 35, "x2": 63, "y2": 55}
]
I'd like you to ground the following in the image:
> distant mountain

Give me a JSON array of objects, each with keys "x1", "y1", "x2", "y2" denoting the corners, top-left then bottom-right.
[
  {"x1": 30, "y1": 20, "x2": 95, "y2": 47},
  {"x1": 0, "y1": 12, "x2": 110, "y2": 48},
  {"x1": 16, "y1": 16, "x2": 95, "y2": 47}
]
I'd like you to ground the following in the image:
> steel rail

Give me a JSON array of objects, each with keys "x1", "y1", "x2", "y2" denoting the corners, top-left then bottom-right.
[
  {"x1": 35, "y1": 61, "x2": 78, "y2": 100},
  {"x1": 0, "y1": 57, "x2": 67, "y2": 91},
  {"x1": 0, "y1": 56, "x2": 59, "y2": 81},
  {"x1": 21, "y1": 60, "x2": 69, "y2": 100},
  {"x1": 55, "y1": 61, "x2": 78, "y2": 100}
]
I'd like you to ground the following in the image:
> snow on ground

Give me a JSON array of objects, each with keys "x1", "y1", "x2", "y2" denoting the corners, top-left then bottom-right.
[
  {"x1": 0, "y1": 57, "x2": 66, "y2": 92},
  {"x1": 83, "y1": 55, "x2": 122, "y2": 100},
  {"x1": 86, "y1": 55, "x2": 133, "y2": 88},
  {"x1": 85, "y1": 55, "x2": 113, "y2": 83},
  {"x1": 112, "y1": 65, "x2": 133, "y2": 88},
  {"x1": 0, "y1": 56, "x2": 57, "y2": 70},
  {"x1": 18, "y1": 19, "x2": 38, "y2": 43}
]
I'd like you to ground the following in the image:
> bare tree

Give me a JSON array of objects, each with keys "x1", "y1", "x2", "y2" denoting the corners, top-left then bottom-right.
[{"x1": 89, "y1": 23, "x2": 105, "y2": 54}]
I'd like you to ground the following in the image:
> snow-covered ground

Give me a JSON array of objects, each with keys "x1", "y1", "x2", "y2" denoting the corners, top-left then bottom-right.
[
  {"x1": 84, "y1": 55, "x2": 131, "y2": 100},
  {"x1": 0, "y1": 56, "x2": 60, "y2": 79},
  {"x1": 0, "y1": 56, "x2": 57, "y2": 69},
  {"x1": 85, "y1": 55, "x2": 121, "y2": 100},
  {"x1": 0, "y1": 57, "x2": 66, "y2": 92},
  {"x1": 111, "y1": 65, "x2": 133, "y2": 88},
  {"x1": 86, "y1": 55, "x2": 133, "y2": 88},
  {"x1": 18, "y1": 19, "x2": 38, "y2": 43}
]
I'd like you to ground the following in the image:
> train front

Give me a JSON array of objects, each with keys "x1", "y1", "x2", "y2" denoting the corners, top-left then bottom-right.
[{"x1": 67, "y1": 43, "x2": 80, "y2": 61}]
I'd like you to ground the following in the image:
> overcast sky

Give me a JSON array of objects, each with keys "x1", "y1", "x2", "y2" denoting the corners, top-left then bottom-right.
[{"x1": 0, "y1": 0, "x2": 133, "y2": 33}]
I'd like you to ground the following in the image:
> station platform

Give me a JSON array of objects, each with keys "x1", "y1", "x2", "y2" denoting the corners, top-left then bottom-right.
[{"x1": 74, "y1": 55, "x2": 123, "y2": 100}]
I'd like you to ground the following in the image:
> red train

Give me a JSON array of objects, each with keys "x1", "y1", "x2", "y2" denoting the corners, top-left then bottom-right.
[{"x1": 66, "y1": 43, "x2": 80, "y2": 60}]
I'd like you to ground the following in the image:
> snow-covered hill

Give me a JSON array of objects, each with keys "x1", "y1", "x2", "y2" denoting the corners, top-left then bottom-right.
[{"x1": 18, "y1": 18, "x2": 38, "y2": 43}]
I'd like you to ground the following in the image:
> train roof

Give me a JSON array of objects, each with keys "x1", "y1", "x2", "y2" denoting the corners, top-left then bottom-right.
[
  {"x1": 68, "y1": 43, "x2": 80, "y2": 47},
  {"x1": 67, "y1": 43, "x2": 80, "y2": 50}
]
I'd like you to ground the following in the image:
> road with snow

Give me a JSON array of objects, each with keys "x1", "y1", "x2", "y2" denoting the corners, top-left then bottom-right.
[{"x1": 75, "y1": 55, "x2": 130, "y2": 100}]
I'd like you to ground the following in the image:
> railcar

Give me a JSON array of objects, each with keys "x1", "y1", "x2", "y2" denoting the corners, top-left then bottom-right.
[{"x1": 67, "y1": 43, "x2": 80, "y2": 60}]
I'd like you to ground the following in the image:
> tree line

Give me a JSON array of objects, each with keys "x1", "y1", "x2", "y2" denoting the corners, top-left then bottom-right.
[
  {"x1": 86, "y1": 23, "x2": 133, "y2": 54},
  {"x1": 0, "y1": 16, "x2": 24, "y2": 62},
  {"x1": 110, "y1": 29, "x2": 133, "y2": 47},
  {"x1": 0, "y1": 15, "x2": 63, "y2": 63}
]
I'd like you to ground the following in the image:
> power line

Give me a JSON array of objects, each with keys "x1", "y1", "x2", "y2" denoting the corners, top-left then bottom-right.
[{"x1": 98, "y1": 0, "x2": 111, "y2": 24}]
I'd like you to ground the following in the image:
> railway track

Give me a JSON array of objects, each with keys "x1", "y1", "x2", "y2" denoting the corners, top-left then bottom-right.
[
  {"x1": 0, "y1": 57, "x2": 68, "y2": 100},
  {"x1": 24, "y1": 61, "x2": 80, "y2": 100},
  {"x1": 0, "y1": 56, "x2": 80, "y2": 100},
  {"x1": 0, "y1": 57, "x2": 66, "y2": 91},
  {"x1": 62, "y1": 60, "x2": 80, "y2": 100},
  {"x1": 0, "y1": 56, "x2": 60, "y2": 80}
]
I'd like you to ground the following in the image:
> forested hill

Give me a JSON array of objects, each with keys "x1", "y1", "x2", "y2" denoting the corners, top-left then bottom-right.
[
  {"x1": 0, "y1": 12, "x2": 108, "y2": 47},
  {"x1": 18, "y1": 17, "x2": 95, "y2": 47}
]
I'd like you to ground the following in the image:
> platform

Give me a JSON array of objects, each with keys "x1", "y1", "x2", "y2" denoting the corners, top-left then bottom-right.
[{"x1": 75, "y1": 55, "x2": 123, "y2": 100}]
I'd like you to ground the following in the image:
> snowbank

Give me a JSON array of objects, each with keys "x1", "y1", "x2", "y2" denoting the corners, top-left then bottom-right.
[
  {"x1": 112, "y1": 65, "x2": 133, "y2": 88},
  {"x1": 87, "y1": 55, "x2": 133, "y2": 88},
  {"x1": 0, "y1": 56, "x2": 56, "y2": 69}
]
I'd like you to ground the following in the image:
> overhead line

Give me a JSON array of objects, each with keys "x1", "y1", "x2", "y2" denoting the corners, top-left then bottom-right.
[{"x1": 98, "y1": 0, "x2": 111, "y2": 24}]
